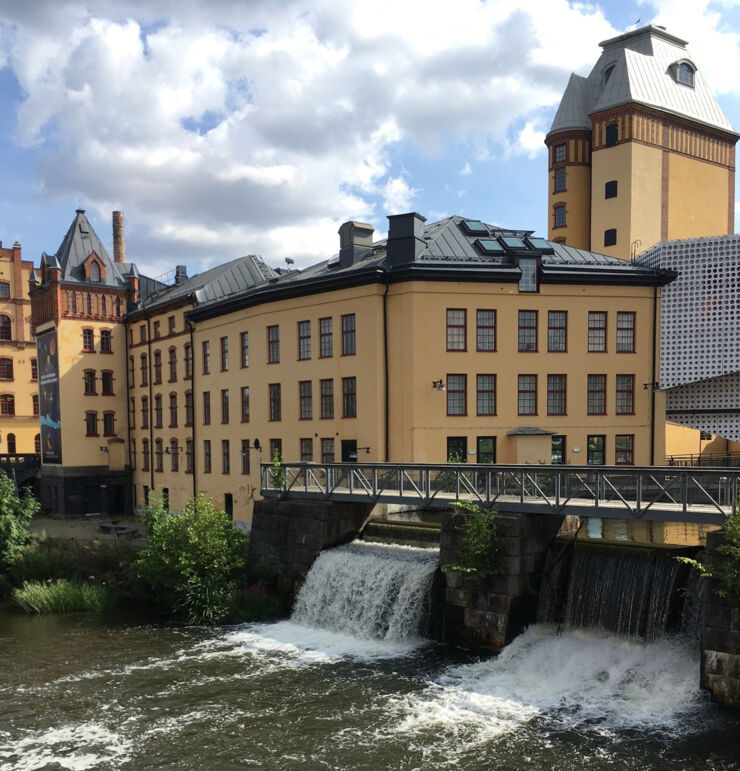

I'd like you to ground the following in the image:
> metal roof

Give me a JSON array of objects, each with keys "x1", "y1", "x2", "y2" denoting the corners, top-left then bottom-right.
[{"x1": 549, "y1": 25, "x2": 735, "y2": 136}]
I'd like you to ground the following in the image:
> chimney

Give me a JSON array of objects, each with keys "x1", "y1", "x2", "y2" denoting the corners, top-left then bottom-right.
[
  {"x1": 175, "y1": 265, "x2": 188, "y2": 285},
  {"x1": 338, "y1": 221, "x2": 374, "y2": 268},
  {"x1": 112, "y1": 211, "x2": 126, "y2": 263},
  {"x1": 386, "y1": 212, "x2": 427, "y2": 267}
]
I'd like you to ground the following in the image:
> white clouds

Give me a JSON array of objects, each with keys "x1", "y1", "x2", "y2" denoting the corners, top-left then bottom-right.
[
  {"x1": 382, "y1": 176, "x2": 419, "y2": 212},
  {"x1": 513, "y1": 120, "x2": 547, "y2": 159},
  {"x1": 459, "y1": 162, "x2": 472, "y2": 176}
]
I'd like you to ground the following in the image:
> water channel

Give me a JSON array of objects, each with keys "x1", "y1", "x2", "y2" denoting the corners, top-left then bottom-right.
[{"x1": 1, "y1": 541, "x2": 740, "y2": 770}]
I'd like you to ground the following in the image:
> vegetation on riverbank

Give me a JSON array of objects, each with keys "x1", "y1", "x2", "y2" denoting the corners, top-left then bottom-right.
[
  {"x1": 444, "y1": 501, "x2": 502, "y2": 583},
  {"x1": 13, "y1": 579, "x2": 111, "y2": 614}
]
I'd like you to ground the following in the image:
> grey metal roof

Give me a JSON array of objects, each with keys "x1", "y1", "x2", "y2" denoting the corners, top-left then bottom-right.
[
  {"x1": 549, "y1": 25, "x2": 735, "y2": 136},
  {"x1": 506, "y1": 427, "x2": 555, "y2": 436}
]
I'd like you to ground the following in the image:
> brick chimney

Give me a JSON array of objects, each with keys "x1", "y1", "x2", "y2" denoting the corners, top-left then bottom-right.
[{"x1": 112, "y1": 211, "x2": 126, "y2": 263}]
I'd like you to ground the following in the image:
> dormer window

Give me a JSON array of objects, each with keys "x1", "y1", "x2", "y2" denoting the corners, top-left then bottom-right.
[
  {"x1": 602, "y1": 65, "x2": 614, "y2": 86},
  {"x1": 89, "y1": 261, "x2": 101, "y2": 282},
  {"x1": 673, "y1": 60, "x2": 696, "y2": 88}
]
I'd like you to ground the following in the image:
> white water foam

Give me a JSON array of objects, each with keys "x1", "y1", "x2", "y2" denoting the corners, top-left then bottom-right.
[{"x1": 392, "y1": 624, "x2": 705, "y2": 743}]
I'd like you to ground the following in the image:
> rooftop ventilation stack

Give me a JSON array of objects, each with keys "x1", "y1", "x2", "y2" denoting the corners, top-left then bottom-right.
[
  {"x1": 386, "y1": 212, "x2": 426, "y2": 267},
  {"x1": 338, "y1": 221, "x2": 374, "y2": 268}
]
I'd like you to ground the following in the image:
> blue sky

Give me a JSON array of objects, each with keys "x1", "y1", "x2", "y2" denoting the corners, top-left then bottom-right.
[{"x1": 2, "y1": 0, "x2": 740, "y2": 277}]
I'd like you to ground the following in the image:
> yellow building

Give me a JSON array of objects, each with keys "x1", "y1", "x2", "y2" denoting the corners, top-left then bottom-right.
[
  {"x1": 546, "y1": 25, "x2": 737, "y2": 261},
  {"x1": 0, "y1": 238, "x2": 39, "y2": 456}
]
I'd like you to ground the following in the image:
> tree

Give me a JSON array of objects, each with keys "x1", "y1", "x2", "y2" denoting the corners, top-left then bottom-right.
[{"x1": 0, "y1": 470, "x2": 40, "y2": 575}]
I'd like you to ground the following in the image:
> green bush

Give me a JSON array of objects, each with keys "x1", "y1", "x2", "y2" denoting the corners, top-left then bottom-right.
[
  {"x1": 444, "y1": 501, "x2": 502, "y2": 583},
  {"x1": 232, "y1": 582, "x2": 282, "y2": 620},
  {"x1": 135, "y1": 494, "x2": 250, "y2": 624},
  {"x1": 0, "y1": 469, "x2": 40, "y2": 574},
  {"x1": 13, "y1": 579, "x2": 111, "y2": 614}
]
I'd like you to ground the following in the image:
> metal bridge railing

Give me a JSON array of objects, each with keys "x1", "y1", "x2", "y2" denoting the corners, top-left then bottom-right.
[{"x1": 260, "y1": 462, "x2": 740, "y2": 524}]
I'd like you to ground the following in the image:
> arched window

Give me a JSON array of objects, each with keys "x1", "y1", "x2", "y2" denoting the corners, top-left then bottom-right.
[
  {"x1": 89, "y1": 261, "x2": 101, "y2": 282},
  {"x1": 34, "y1": 434, "x2": 41, "y2": 454},
  {"x1": 155, "y1": 439, "x2": 163, "y2": 472},
  {"x1": 153, "y1": 351, "x2": 162, "y2": 384},
  {"x1": 7, "y1": 433, "x2": 16, "y2": 453},
  {"x1": 154, "y1": 394, "x2": 163, "y2": 428},
  {"x1": 169, "y1": 393, "x2": 178, "y2": 427},
  {"x1": 0, "y1": 315, "x2": 11, "y2": 341},
  {"x1": 170, "y1": 439, "x2": 179, "y2": 472},
  {"x1": 0, "y1": 283, "x2": 10, "y2": 299},
  {"x1": 0, "y1": 358, "x2": 13, "y2": 380},
  {"x1": 0, "y1": 394, "x2": 15, "y2": 415},
  {"x1": 677, "y1": 61, "x2": 695, "y2": 87}
]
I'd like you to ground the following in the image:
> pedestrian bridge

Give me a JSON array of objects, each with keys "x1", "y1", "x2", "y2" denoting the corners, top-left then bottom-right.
[{"x1": 260, "y1": 462, "x2": 740, "y2": 525}]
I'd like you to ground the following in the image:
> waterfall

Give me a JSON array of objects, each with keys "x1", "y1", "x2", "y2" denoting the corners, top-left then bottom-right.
[
  {"x1": 538, "y1": 542, "x2": 692, "y2": 640},
  {"x1": 291, "y1": 541, "x2": 438, "y2": 641}
]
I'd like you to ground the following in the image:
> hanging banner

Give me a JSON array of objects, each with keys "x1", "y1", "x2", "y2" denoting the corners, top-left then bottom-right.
[{"x1": 37, "y1": 329, "x2": 62, "y2": 464}]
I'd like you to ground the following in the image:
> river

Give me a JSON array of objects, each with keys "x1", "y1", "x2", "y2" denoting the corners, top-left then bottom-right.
[{"x1": 1, "y1": 609, "x2": 739, "y2": 770}]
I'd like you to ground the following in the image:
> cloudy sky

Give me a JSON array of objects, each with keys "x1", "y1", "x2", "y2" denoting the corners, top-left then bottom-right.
[{"x1": 2, "y1": 0, "x2": 740, "y2": 277}]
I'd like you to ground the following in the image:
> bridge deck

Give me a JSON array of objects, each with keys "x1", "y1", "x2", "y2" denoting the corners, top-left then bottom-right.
[{"x1": 260, "y1": 462, "x2": 740, "y2": 525}]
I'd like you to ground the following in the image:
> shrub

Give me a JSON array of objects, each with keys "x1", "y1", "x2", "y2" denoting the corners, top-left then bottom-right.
[
  {"x1": 0, "y1": 469, "x2": 40, "y2": 574},
  {"x1": 135, "y1": 494, "x2": 250, "y2": 624},
  {"x1": 13, "y1": 579, "x2": 111, "y2": 614},
  {"x1": 444, "y1": 501, "x2": 502, "y2": 583},
  {"x1": 232, "y1": 582, "x2": 282, "y2": 621}
]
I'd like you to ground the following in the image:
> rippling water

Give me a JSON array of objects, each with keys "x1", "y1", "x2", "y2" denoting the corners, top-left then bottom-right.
[{"x1": 1, "y1": 610, "x2": 739, "y2": 770}]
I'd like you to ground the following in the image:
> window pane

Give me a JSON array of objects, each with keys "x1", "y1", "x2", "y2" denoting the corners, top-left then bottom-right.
[
  {"x1": 548, "y1": 311, "x2": 566, "y2": 352},
  {"x1": 518, "y1": 310, "x2": 537, "y2": 351},
  {"x1": 476, "y1": 310, "x2": 496, "y2": 351},
  {"x1": 446, "y1": 309, "x2": 466, "y2": 351},
  {"x1": 588, "y1": 312, "x2": 607, "y2": 352},
  {"x1": 518, "y1": 374, "x2": 537, "y2": 415}
]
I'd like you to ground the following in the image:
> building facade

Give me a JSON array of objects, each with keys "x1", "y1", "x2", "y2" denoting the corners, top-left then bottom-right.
[{"x1": 546, "y1": 25, "x2": 737, "y2": 261}]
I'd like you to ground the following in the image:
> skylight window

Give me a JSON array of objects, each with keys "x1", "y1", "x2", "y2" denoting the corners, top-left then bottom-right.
[
  {"x1": 476, "y1": 239, "x2": 504, "y2": 254},
  {"x1": 527, "y1": 238, "x2": 551, "y2": 250},
  {"x1": 502, "y1": 236, "x2": 525, "y2": 249},
  {"x1": 461, "y1": 220, "x2": 489, "y2": 235}
]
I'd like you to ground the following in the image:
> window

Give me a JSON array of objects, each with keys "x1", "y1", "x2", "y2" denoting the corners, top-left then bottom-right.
[
  {"x1": 319, "y1": 318, "x2": 333, "y2": 358},
  {"x1": 554, "y1": 205, "x2": 566, "y2": 228},
  {"x1": 154, "y1": 395, "x2": 163, "y2": 428},
  {"x1": 547, "y1": 374, "x2": 566, "y2": 415},
  {"x1": 518, "y1": 258, "x2": 538, "y2": 292},
  {"x1": 447, "y1": 436, "x2": 467, "y2": 463},
  {"x1": 587, "y1": 374, "x2": 607, "y2": 415},
  {"x1": 142, "y1": 439, "x2": 150, "y2": 471},
  {"x1": 128, "y1": 356, "x2": 134, "y2": 388},
  {"x1": 476, "y1": 374, "x2": 496, "y2": 416},
  {"x1": 616, "y1": 374, "x2": 634, "y2": 414},
  {"x1": 170, "y1": 440, "x2": 179, "y2": 472},
  {"x1": 321, "y1": 438, "x2": 335, "y2": 463},
  {"x1": 554, "y1": 144, "x2": 566, "y2": 163},
  {"x1": 84, "y1": 370, "x2": 96, "y2": 395},
  {"x1": 115, "y1": 297, "x2": 121, "y2": 316},
  {"x1": 153, "y1": 351, "x2": 162, "y2": 384},
  {"x1": 202, "y1": 341, "x2": 211, "y2": 374},
  {"x1": 169, "y1": 393, "x2": 178, "y2": 427},
  {"x1": 477, "y1": 436, "x2": 496, "y2": 464},
  {"x1": 203, "y1": 391, "x2": 211, "y2": 425},
  {"x1": 32, "y1": 394, "x2": 39, "y2": 416},
  {"x1": 342, "y1": 314, "x2": 356, "y2": 355},
  {"x1": 101, "y1": 370, "x2": 114, "y2": 395},
  {"x1": 185, "y1": 439, "x2": 194, "y2": 473},
  {"x1": 103, "y1": 412, "x2": 115, "y2": 436},
  {"x1": 300, "y1": 438, "x2": 313, "y2": 462},
  {"x1": 320, "y1": 379, "x2": 334, "y2": 419},
  {"x1": 518, "y1": 375, "x2": 537, "y2": 415},
  {"x1": 299, "y1": 380, "x2": 312, "y2": 419},
  {"x1": 587, "y1": 434, "x2": 606, "y2": 465},
  {"x1": 676, "y1": 62, "x2": 694, "y2": 87},
  {"x1": 446, "y1": 374, "x2": 466, "y2": 416},
  {"x1": 270, "y1": 439, "x2": 282, "y2": 462},
  {"x1": 342, "y1": 377, "x2": 357, "y2": 418},
  {"x1": 241, "y1": 439, "x2": 251, "y2": 475},
  {"x1": 101, "y1": 297, "x2": 107, "y2": 318},
  {"x1": 240, "y1": 332, "x2": 249, "y2": 368},
  {"x1": 71, "y1": 293, "x2": 77, "y2": 313},
  {"x1": 518, "y1": 310, "x2": 537, "y2": 352},
  {"x1": 0, "y1": 359, "x2": 12, "y2": 380},
  {"x1": 34, "y1": 433, "x2": 41, "y2": 454},
  {"x1": 588, "y1": 312, "x2": 607, "y2": 352},
  {"x1": 168, "y1": 347, "x2": 177, "y2": 381},
  {"x1": 605, "y1": 180, "x2": 618, "y2": 199},
  {"x1": 604, "y1": 228, "x2": 617, "y2": 247},
  {"x1": 100, "y1": 330, "x2": 111, "y2": 352},
  {"x1": 616, "y1": 312, "x2": 635, "y2": 353},
  {"x1": 153, "y1": 321, "x2": 160, "y2": 339},
  {"x1": 268, "y1": 325, "x2": 280, "y2": 363},
  {"x1": 184, "y1": 344, "x2": 192, "y2": 379},
  {"x1": 89, "y1": 262, "x2": 101, "y2": 282},
  {"x1": 82, "y1": 328, "x2": 94, "y2": 351},
  {"x1": 446, "y1": 309, "x2": 466, "y2": 351},
  {"x1": 85, "y1": 411, "x2": 98, "y2": 436},
  {"x1": 240, "y1": 386, "x2": 250, "y2": 423},
  {"x1": 185, "y1": 391, "x2": 193, "y2": 426},
  {"x1": 551, "y1": 435, "x2": 566, "y2": 464},
  {"x1": 0, "y1": 315, "x2": 11, "y2": 343},
  {"x1": 616, "y1": 434, "x2": 634, "y2": 465},
  {"x1": 155, "y1": 439, "x2": 163, "y2": 472},
  {"x1": 168, "y1": 316, "x2": 176, "y2": 335},
  {"x1": 141, "y1": 397, "x2": 149, "y2": 429},
  {"x1": 298, "y1": 321, "x2": 311, "y2": 360},
  {"x1": 269, "y1": 383, "x2": 281, "y2": 421},
  {"x1": 129, "y1": 398, "x2": 135, "y2": 429},
  {"x1": 220, "y1": 336, "x2": 229, "y2": 371},
  {"x1": 548, "y1": 311, "x2": 567, "y2": 352},
  {"x1": 140, "y1": 324, "x2": 147, "y2": 343},
  {"x1": 204, "y1": 440, "x2": 212, "y2": 473},
  {"x1": 140, "y1": 354, "x2": 148, "y2": 386},
  {"x1": 476, "y1": 310, "x2": 496, "y2": 351},
  {"x1": 221, "y1": 389, "x2": 229, "y2": 423},
  {"x1": 6, "y1": 433, "x2": 15, "y2": 453},
  {"x1": 0, "y1": 283, "x2": 9, "y2": 299},
  {"x1": 86, "y1": 294, "x2": 92, "y2": 314},
  {"x1": 554, "y1": 167, "x2": 566, "y2": 192},
  {"x1": 605, "y1": 122, "x2": 618, "y2": 147}
]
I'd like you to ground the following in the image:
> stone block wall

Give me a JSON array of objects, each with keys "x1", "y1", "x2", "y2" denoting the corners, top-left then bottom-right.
[{"x1": 440, "y1": 510, "x2": 563, "y2": 652}]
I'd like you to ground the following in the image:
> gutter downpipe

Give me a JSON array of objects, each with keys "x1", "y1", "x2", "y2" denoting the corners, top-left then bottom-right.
[
  {"x1": 383, "y1": 267, "x2": 391, "y2": 462},
  {"x1": 147, "y1": 317, "x2": 155, "y2": 492},
  {"x1": 650, "y1": 284, "x2": 657, "y2": 466},
  {"x1": 187, "y1": 311, "x2": 197, "y2": 499}
]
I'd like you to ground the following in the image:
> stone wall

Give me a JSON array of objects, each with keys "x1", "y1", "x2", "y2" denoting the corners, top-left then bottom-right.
[
  {"x1": 440, "y1": 510, "x2": 564, "y2": 652},
  {"x1": 251, "y1": 499, "x2": 373, "y2": 598},
  {"x1": 701, "y1": 530, "x2": 740, "y2": 710}
]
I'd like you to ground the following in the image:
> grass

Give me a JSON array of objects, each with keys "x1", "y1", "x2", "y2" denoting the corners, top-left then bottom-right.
[{"x1": 12, "y1": 579, "x2": 112, "y2": 614}]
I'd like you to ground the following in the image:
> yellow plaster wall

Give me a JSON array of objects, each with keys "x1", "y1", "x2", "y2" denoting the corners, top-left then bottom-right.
[
  {"x1": 667, "y1": 154, "x2": 731, "y2": 239},
  {"x1": 664, "y1": 421, "x2": 729, "y2": 460},
  {"x1": 549, "y1": 164, "x2": 591, "y2": 250}
]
